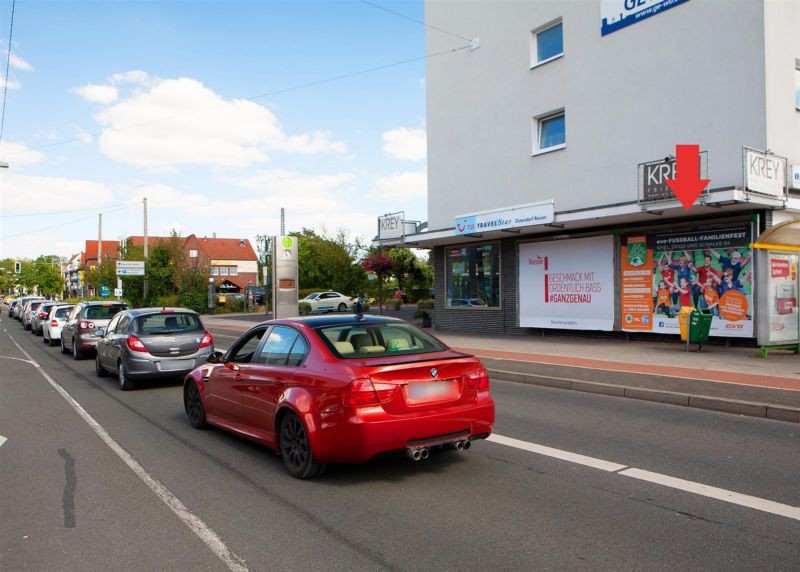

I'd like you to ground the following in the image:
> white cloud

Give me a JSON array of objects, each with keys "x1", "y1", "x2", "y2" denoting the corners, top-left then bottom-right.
[
  {"x1": 220, "y1": 169, "x2": 355, "y2": 196},
  {"x1": 0, "y1": 236, "x2": 83, "y2": 260},
  {"x1": 0, "y1": 174, "x2": 115, "y2": 210},
  {"x1": 91, "y1": 77, "x2": 347, "y2": 169},
  {"x1": 382, "y1": 127, "x2": 426, "y2": 161},
  {"x1": 0, "y1": 141, "x2": 46, "y2": 166},
  {"x1": 374, "y1": 170, "x2": 427, "y2": 200},
  {"x1": 9, "y1": 53, "x2": 33, "y2": 71},
  {"x1": 108, "y1": 70, "x2": 152, "y2": 86},
  {"x1": 73, "y1": 84, "x2": 119, "y2": 104},
  {"x1": 5, "y1": 78, "x2": 21, "y2": 90}
]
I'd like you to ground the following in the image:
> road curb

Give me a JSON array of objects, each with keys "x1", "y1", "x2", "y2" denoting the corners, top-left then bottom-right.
[{"x1": 487, "y1": 368, "x2": 800, "y2": 424}]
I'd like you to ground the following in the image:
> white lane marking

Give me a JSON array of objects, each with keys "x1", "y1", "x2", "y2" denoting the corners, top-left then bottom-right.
[
  {"x1": 489, "y1": 433, "x2": 800, "y2": 522},
  {"x1": 0, "y1": 355, "x2": 36, "y2": 365},
  {"x1": 0, "y1": 436, "x2": 7, "y2": 447},
  {"x1": 488, "y1": 434, "x2": 627, "y2": 472},
  {"x1": 619, "y1": 468, "x2": 800, "y2": 522},
  {"x1": 6, "y1": 333, "x2": 248, "y2": 571}
]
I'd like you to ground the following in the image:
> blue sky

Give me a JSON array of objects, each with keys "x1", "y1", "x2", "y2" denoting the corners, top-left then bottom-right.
[{"x1": 0, "y1": 0, "x2": 470, "y2": 259}]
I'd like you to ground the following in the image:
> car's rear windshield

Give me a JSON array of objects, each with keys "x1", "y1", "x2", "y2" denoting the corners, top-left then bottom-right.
[
  {"x1": 134, "y1": 312, "x2": 203, "y2": 335},
  {"x1": 54, "y1": 306, "x2": 73, "y2": 319},
  {"x1": 84, "y1": 304, "x2": 127, "y2": 320},
  {"x1": 315, "y1": 322, "x2": 446, "y2": 358}
]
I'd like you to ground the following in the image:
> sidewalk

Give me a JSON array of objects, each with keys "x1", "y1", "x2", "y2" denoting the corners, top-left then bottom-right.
[{"x1": 204, "y1": 315, "x2": 800, "y2": 423}]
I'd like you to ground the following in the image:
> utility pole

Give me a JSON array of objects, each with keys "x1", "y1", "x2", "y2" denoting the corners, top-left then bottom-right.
[
  {"x1": 143, "y1": 197, "x2": 149, "y2": 300},
  {"x1": 280, "y1": 207, "x2": 285, "y2": 236},
  {"x1": 98, "y1": 213, "x2": 103, "y2": 262}
]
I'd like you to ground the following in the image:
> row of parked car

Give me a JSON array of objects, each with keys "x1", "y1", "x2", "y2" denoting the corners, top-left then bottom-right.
[{"x1": 4, "y1": 296, "x2": 214, "y2": 390}]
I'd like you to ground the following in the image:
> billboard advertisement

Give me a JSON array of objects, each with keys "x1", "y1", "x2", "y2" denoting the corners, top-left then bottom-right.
[
  {"x1": 519, "y1": 236, "x2": 615, "y2": 330},
  {"x1": 621, "y1": 225, "x2": 754, "y2": 337},
  {"x1": 601, "y1": 0, "x2": 690, "y2": 37},
  {"x1": 763, "y1": 253, "x2": 799, "y2": 344}
]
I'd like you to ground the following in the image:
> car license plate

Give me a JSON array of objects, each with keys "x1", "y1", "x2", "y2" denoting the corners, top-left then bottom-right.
[
  {"x1": 408, "y1": 380, "x2": 456, "y2": 401},
  {"x1": 160, "y1": 359, "x2": 193, "y2": 371}
]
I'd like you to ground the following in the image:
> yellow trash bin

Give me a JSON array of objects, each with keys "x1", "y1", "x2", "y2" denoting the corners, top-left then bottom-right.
[{"x1": 678, "y1": 306, "x2": 694, "y2": 341}]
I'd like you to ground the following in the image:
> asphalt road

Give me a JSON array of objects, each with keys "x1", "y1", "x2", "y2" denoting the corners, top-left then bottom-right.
[{"x1": 1, "y1": 315, "x2": 799, "y2": 571}]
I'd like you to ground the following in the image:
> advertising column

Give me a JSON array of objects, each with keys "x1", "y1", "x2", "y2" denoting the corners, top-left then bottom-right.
[
  {"x1": 272, "y1": 236, "x2": 298, "y2": 319},
  {"x1": 621, "y1": 225, "x2": 754, "y2": 337}
]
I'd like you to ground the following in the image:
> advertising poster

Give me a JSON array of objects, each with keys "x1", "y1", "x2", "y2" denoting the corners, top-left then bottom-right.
[
  {"x1": 519, "y1": 236, "x2": 614, "y2": 330},
  {"x1": 621, "y1": 225, "x2": 754, "y2": 337},
  {"x1": 766, "y1": 253, "x2": 799, "y2": 343}
]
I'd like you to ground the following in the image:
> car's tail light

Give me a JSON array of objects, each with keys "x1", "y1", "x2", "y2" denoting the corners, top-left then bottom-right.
[
  {"x1": 466, "y1": 366, "x2": 490, "y2": 391},
  {"x1": 343, "y1": 377, "x2": 395, "y2": 407},
  {"x1": 38, "y1": 311, "x2": 48, "y2": 319},
  {"x1": 126, "y1": 335, "x2": 148, "y2": 352},
  {"x1": 78, "y1": 321, "x2": 96, "y2": 330},
  {"x1": 50, "y1": 320, "x2": 59, "y2": 327},
  {"x1": 199, "y1": 331, "x2": 213, "y2": 349}
]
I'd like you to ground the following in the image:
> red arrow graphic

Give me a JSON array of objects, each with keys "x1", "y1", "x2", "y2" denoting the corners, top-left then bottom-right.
[{"x1": 665, "y1": 144, "x2": 710, "y2": 211}]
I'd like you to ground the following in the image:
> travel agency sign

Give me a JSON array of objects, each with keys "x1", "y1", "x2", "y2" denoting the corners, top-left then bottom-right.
[{"x1": 455, "y1": 200, "x2": 554, "y2": 236}]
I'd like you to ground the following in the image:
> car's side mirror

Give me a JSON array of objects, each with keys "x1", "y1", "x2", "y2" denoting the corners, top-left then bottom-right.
[
  {"x1": 207, "y1": 351, "x2": 224, "y2": 364},
  {"x1": 94, "y1": 329, "x2": 105, "y2": 337}
]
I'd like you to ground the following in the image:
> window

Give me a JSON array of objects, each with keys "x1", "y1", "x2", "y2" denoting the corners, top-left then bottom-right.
[
  {"x1": 795, "y1": 60, "x2": 799, "y2": 110},
  {"x1": 445, "y1": 244, "x2": 501, "y2": 309},
  {"x1": 229, "y1": 266, "x2": 238, "y2": 276},
  {"x1": 533, "y1": 111, "x2": 565, "y2": 154},
  {"x1": 220, "y1": 267, "x2": 229, "y2": 276},
  {"x1": 257, "y1": 326, "x2": 307, "y2": 365},
  {"x1": 227, "y1": 328, "x2": 266, "y2": 363},
  {"x1": 317, "y1": 322, "x2": 446, "y2": 359},
  {"x1": 531, "y1": 19, "x2": 563, "y2": 67},
  {"x1": 211, "y1": 267, "x2": 219, "y2": 276}
]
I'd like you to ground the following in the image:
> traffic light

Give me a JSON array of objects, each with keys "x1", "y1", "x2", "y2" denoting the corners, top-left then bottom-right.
[{"x1": 14, "y1": 261, "x2": 21, "y2": 274}]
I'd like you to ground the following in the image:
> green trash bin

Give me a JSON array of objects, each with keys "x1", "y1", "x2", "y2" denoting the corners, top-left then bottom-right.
[{"x1": 687, "y1": 309, "x2": 713, "y2": 351}]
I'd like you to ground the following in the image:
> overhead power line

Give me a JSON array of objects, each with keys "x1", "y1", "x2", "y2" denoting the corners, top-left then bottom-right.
[
  {"x1": 1, "y1": 202, "x2": 136, "y2": 241},
  {"x1": 359, "y1": 0, "x2": 472, "y2": 43},
  {"x1": 1, "y1": 0, "x2": 17, "y2": 145},
  {"x1": 1, "y1": 200, "x2": 141, "y2": 218}
]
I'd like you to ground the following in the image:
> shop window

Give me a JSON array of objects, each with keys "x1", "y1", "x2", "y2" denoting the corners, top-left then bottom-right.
[
  {"x1": 533, "y1": 110, "x2": 566, "y2": 154},
  {"x1": 530, "y1": 19, "x2": 563, "y2": 68},
  {"x1": 445, "y1": 244, "x2": 501, "y2": 309}
]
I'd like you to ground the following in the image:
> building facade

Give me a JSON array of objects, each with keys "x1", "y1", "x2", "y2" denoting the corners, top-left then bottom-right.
[{"x1": 407, "y1": 0, "x2": 800, "y2": 340}]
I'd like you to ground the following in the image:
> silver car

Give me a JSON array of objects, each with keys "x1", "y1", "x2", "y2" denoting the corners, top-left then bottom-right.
[
  {"x1": 43, "y1": 304, "x2": 74, "y2": 346},
  {"x1": 30, "y1": 301, "x2": 61, "y2": 335},
  {"x1": 61, "y1": 301, "x2": 129, "y2": 359},
  {"x1": 95, "y1": 308, "x2": 214, "y2": 390},
  {"x1": 22, "y1": 299, "x2": 48, "y2": 331}
]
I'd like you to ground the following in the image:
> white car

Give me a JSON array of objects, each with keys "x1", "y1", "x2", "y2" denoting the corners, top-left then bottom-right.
[
  {"x1": 43, "y1": 304, "x2": 74, "y2": 347},
  {"x1": 302, "y1": 291, "x2": 354, "y2": 313}
]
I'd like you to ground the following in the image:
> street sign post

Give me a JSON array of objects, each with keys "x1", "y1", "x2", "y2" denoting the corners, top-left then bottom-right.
[{"x1": 116, "y1": 261, "x2": 145, "y2": 276}]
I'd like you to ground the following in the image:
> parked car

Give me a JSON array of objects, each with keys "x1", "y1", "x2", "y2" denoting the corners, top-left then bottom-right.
[
  {"x1": 30, "y1": 301, "x2": 61, "y2": 335},
  {"x1": 95, "y1": 308, "x2": 214, "y2": 391},
  {"x1": 183, "y1": 315, "x2": 494, "y2": 478},
  {"x1": 61, "y1": 301, "x2": 128, "y2": 359},
  {"x1": 15, "y1": 296, "x2": 44, "y2": 323},
  {"x1": 301, "y1": 291, "x2": 354, "y2": 313},
  {"x1": 43, "y1": 304, "x2": 74, "y2": 346},
  {"x1": 22, "y1": 299, "x2": 48, "y2": 331},
  {"x1": 7, "y1": 299, "x2": 19, "y2": 318}
]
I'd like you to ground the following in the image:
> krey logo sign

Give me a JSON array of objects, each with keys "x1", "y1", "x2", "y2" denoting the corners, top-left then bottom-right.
[{"x1": 519, "y1": 236, "x2": 615, "y2": 331}]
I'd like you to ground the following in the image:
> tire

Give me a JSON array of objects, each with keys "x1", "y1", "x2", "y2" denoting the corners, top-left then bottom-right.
[
  {"x1": 337, "y1": 303, "x2": 347, "y2": 312},
  {"x1": 43, "y1": 331, "x2": 49, "y2": 344},
  {"x1": 95, "y1": 355, "x2": 108, "y2": 377},
  {"x1": 184, "y1": 382, "x2": 207, "y2": 429},
  {"x1": 60, "y1": 337, "x2": 69, "y2": 354},
  {"x1": 279, "y1": 412, "x2": 325, "y2": 479},
  {"x1": 72, "y1": 341, "x2": 82, "y2": 360},
  {"x1": 118, "y1": 361, "x2": 134, "y2": 391},
  {"x1": 48, "y1": 334, "x2": 58, "y2": 347}
]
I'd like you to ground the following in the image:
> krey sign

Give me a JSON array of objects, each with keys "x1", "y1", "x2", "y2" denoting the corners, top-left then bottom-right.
[{"x1": 745, "y1": 148, "x2": 787, "y2": 198}]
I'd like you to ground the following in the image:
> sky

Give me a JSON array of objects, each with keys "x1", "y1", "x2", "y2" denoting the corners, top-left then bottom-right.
[{"x1": 0, "y1": 0, "x2": 469, "y2": 260}]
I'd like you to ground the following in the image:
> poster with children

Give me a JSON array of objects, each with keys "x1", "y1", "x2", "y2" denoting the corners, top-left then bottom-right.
[{"x1": 621, "y1": 225, "x2": 754, "y2": 337}]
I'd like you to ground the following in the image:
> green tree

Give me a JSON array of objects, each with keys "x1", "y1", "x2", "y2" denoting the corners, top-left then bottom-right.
[
  {"x1": 294, "y1": 228, "x2": 367, "y2": 295},
  {"x1": 0, "y1": 258, "x2": 16, "y2": 295},
  {"x1": 386, "y1": 248, "x2": 432, "y2": 298},
  {"x1": 84, "y1": 258, "x2": 117, "y2": 297},
  {"x1": 33, "y1": 255, "x2": 64, "y2": 297}
]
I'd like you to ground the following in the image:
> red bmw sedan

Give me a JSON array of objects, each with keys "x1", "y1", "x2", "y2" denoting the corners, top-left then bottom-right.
[{"x1": 184, "y1": 315, "x2": 494, "y2": 478}]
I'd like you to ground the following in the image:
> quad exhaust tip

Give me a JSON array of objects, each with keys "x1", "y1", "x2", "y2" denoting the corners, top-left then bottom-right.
[{"x1": 407, "y1": 439, "x2": 471, "y2": 461}]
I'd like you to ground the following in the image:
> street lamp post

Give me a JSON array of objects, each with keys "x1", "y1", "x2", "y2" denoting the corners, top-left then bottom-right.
[{"x1": 208, "y1": 278, "x2": 216, "y2": 313}]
